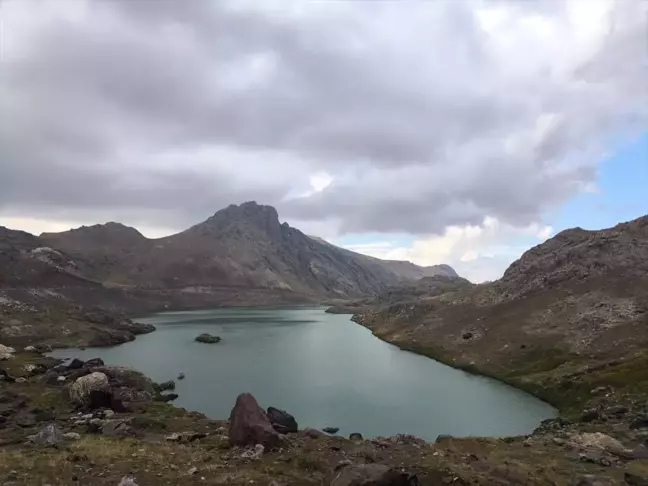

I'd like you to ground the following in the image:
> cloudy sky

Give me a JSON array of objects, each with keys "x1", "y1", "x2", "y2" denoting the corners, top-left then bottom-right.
[{"x1": 1, "y1": 0, "x2": 646, "y2": 282}]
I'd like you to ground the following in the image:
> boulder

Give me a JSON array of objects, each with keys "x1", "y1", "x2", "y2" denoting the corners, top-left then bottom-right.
[
  {"x1": 349, "y1": 432, "x2": 363, "y2": 441},
  {"x1": 67, "y1": 358, "x2": 85, "y2": 370},
  {"x1": 304, "y1": 428, "x2": 325, "y2": 439},
  {"x1": 69, "y1": 372, "x2": 110, "y2": 409},
  {"x1": 101, "y1": 420, "x2": 133, "y2": 437},
  {"x1": 29, "y1": 424, "x2": 64, "y2": 447},
  {"x1": 267, "y1": 406, "x2": 298, "y2": 434},
  {"x1": 157, "y1": 380, "x2": 176, "y2": 391},
  {"x1": 195, "y1": 333, "x2": 221, "y2": 344},
  {"x1": 229, "y1": 393, "x2": 280, "y2": 449},
  {"x1": 328, "y1": 464, "x2": 418, "y2": 486},
  {"x1": 435, "y1": 434, "x2": 454, "y2": 444},
  {"x1": 0, "y1": 344, "x2": 16, "y2": 360},
  {"x1": 63, "y1": 432, "x2": 81, "y2": 440},
  {"x1": 323, "y1": 427, "x2": 340, "y2": 434},
  {"x1": 85, "y1": 358, "x2": 105, "y2": 368},
  {"x1": 23, "y1": 346, "x2": 37, "y2": 352},
  {"x1": 157, "y1": 393, "x2": 179, "y2": 402}
]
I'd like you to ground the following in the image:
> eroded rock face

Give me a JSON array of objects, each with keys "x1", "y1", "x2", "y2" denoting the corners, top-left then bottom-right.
[
  {"x1": 328, "y1": 464, "x2": 418, "y2": 486},
  {"x1": 69, "y1": 372, "x2": 110, "y2": 408},
  {"x1": 229, "y1": 393, "x2": 280, "y2": 449},
  {"x1": 267, "y1": 406, "x2": 298, "y2": 434}
]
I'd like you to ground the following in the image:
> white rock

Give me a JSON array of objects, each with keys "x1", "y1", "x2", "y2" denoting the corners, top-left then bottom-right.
[
  {"x1": 69, "y1": 372, "x2": 109, "y2": 406},
  {"x1": 0, "y1": 344, "x2": 16, "y2": 360},
  {"x1": 117, "y1": 475, "x2": 139, "y2": 486},
  {"x1": 57, "y1": 376, "x2": 67, "y2": 382},
  {"x1": 63, "y1": 432, "x2": 81, "y2": 440},
  {"x1": 103, "y1": 409, "x2": 115, "y2": 418},
  {"x1": 23, "y1": 364, "x2": 38, "y2": 374},
  {"x1": 15, "y1": 377, "x2": 27, "y2": 383},
  {"x1": 23, "y1": 345, "x2": 37, "y2": 352},
  {"x1": 240, "y1": 444, "x2": 264, "y2": 460}
]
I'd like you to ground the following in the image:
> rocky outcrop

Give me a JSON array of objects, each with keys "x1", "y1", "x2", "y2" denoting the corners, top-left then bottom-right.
[
  {"x1": 28, "y1": 424, "x2": 64, "y2": 448},
  {"x1": 267, "y1": 406, "x2": 298, "y2": 434},
  {"x1": 228, "y1": 393, "x2": 280, "y2": 449}
]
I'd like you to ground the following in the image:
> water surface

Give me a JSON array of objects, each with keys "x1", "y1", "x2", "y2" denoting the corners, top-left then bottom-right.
[{"x1": 51, "y1": 306, "x2": 556, "y2": 440}]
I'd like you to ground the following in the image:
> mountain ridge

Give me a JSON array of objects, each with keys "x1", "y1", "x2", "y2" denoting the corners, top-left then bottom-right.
[{"x1": 36, "y1": 201, "x2": 459, "y2": 298}]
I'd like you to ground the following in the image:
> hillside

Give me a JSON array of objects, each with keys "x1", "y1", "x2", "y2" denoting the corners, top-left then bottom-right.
[
  {"x1": 355, "y1": 215, "x2": 648, "y2": 413},
  {"x1": 40, "y1": 202, "x2": 457, "y2": 298}
]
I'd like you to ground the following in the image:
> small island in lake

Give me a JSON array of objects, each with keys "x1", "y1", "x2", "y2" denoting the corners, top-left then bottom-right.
[{"x1": 195, "y1": 333, "x2": 222, "y2": 344}]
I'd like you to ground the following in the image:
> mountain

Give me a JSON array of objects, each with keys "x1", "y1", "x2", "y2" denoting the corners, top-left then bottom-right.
[
  {"x1": 40, "y1": 201, "x2": 458, "y2": 298},
  {"x1": 355, "y1": 215, "x2": 648, "y2": 411}
]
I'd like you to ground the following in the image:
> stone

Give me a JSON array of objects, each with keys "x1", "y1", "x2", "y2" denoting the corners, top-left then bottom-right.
[
  {"x1": 117, "y1": 475, "x2": 139, "y2": 486},
  {"x1": 63, "y1": 432, "x2": 81, "y2": 440},
  {"x1": 634, "y1": 444, "x2": 648, "y2": 459},
  {"x1": 304, "y1": 428, "x2": 325, "y2": 439},
  {"x1": 625, "y1": 472, "x2": 648, "y2": 486},
  {"x1": 101, "y1": 420, "x2": 133, "y2": 437},
  {"x1": 240, "y1": 444, "x2": 265, "y2": 460},
  {"x1": 84, "y1": 358, "x2": 105, "y2": 367},
  {"x1": 15, "y1": 377, "x2": 27, "y2": 383},
  {"x1": 323, "y1": 427, "x2": 340, "y2": 434},
  {"x1": 581, "y1": 408, "x2": 600, "y2": 422},
  {"x1": 349, "y1": 432, "x2": 363, "y2": 441},
  {"x1": 267, "y1": 406, "x2": 298, "y2": 434},
  {"x1": 462, "y1": 331, "x2": 473, "y2": 340},
  {"x1": 178, "y1": 372, "x2": 185, "y2": 380},
  {"x1": 229, "y1": 392, "x2": 280, "y2": 449},
  {"x1": 67, "y1": 358, "x2": 85, "y2": 370},
  {"x1": 56, "y1": 376, "x2": 66, "y2": 382},
  {"x1": 157, "y1": 380, "x2": 175, "y2": 391},
  {"x1": 329, "y1": 464, "x2": 418, "y2": 486},
  {"x1": 195, "y1": 333, "x2": 221, "y2": 344},
  {"x1": 158, "y1": 393, "x2": 179, "y2": 402},
  {"x1": 0, "y1": 344, "x2": 16, "y2": 360},
  {"x1": 70, "y1": 372, "x2": 111, "y2": 409},
  {"x1": 103, "y1": 409, "x2": 115, "y2": 418},
  {"x1": 23, "y1": 346, "x2": 37, "y2": 352},
  {"x1": 30, "y1": 424, "x2": 64, "y2": 447},
  {"x1": 435, "y1": 434, "x2": 454, "y2": 444},
  {"x1": 570, "y1": 432, "x2": 633, "y2": 458},
  {"x1": 187, "y1": 467, "x2": 199, "y2": 476},
  {"x1": 573, "y1": 475, "x2": 614, "y2": 486}
]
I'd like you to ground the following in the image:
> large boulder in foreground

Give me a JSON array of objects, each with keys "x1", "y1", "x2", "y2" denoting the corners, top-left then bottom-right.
[
  {"x1": 229, "y1": 393, "x2": 280, "y2": 449},
  {"x1": 69, "y1": 372, "x2": 110, "y2": 408},
  {"x1": 267, "y1": 406, "x2": 298, "y2": 434},
  {"x1": 329, "y1": 464, "x2": 418, "y2": 486}
]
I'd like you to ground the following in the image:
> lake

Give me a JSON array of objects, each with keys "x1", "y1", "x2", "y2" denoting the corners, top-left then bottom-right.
[{"x1": 50, "y1": 306, "x2": 556, "y2": 440}]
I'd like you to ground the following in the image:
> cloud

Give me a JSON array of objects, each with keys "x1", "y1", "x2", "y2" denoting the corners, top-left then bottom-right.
[
  {"x1": 0, "y1": 0, "x2": 646, "y2": 238},
  {"x1": 340, "y1": 218, "x2": 554, "y2": 283}
]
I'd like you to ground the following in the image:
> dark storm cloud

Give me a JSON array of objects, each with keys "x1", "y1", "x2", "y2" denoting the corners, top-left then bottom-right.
[{"x1": 0, "y1": 0, "x2": 646, "y2": 234}]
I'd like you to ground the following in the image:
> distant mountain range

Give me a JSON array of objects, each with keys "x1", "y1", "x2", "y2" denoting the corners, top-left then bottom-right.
[{"x1": 33, "y1": 201, "x2": 458, "y2": 298}]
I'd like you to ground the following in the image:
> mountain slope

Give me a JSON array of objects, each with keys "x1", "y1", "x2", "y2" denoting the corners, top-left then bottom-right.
[
  {"x1": 40, "y1": 202, "x2": 458, "y2": 298},
  {"x1": 355, "y1": 215, "x2": 648, "y2": 411}
]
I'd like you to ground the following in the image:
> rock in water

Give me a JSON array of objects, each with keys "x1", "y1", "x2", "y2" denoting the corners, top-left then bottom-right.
[
  {"x1": 30, "y1": 424, "x2": 64, "y2": 447},
  {"x1": 229, "y1": 393, "x2": 280, "y2": 449},
  {"x1": 329, "y1": 464, "x2": 418, "y2": 486},
  {"x1": 67, "y1": 358, "x2": 85, "y2": 370},
  {"x1": 178, "y1": 372, "x2": 185, "y2": 380},
  {"x1": 267, "y1": 406, "x2": 298, "y2": 433},
  {"x1": 69, "y1": 372, "x2": 110, "y2": 408},
  {"x1": 195, "y1": 333, "x2": 221, "y2": 344},
  {"x1": 157, "y1": 380, "x2": 175, "y2": 391},
  {"x1": 323, "y1": 427, "x2": 340, "y2": 434}
]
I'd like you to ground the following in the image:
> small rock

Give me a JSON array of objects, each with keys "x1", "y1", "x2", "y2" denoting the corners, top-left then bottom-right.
[
  {"x1": 240, "y1": 444, "x2": 264, "y2": 460},
  {"x1": 177, "y1": 372, "x2": 185, "y2": 380},
  {"x1": 158, "y1": 380, "x2": 176, "y2": 391},
  {"x1": 63, "y1": 432, "x2": 81, "y2": 440},
  {"x1": 304, "y1": 428, "x2": 324, "y2": 439},
  {"x1": 30, "y1": 424, "x2": 64, "y2": 447},
  {"x1": 435, "y1": 434, "x2": 454, "y2": 444},
  {"x1": 117, "y1": 475, "x2": 139, "y2": 486},
  {"x1": 581, "y1": 408, "x2": 600, "y2": 423},
  {"x1": 573, "y1": 475, "x2": 613, "y2": 486},
  {"x1": 349, "y1": 432, "x2": 363, "y2": 441},
  {"x1": 23, "y1": 346, "x2": 37, "y2": 352},
  {"x1": 84, "y1": 358, "x2": 104, "y2": 367},
  {"x1": 15, "y1": 377, "x2": 27, "y2": 383},
  {"x1": 187, "y1": 467, "x2": 199, "y2": 475},
  {"x1": 170, "y1": 465, "x2": 179, "y2": 471},
  {"x1": 267, "y1": 406, "x2": 298, "y2": 434},
  {"x1": 625, "y1": 472, "x2": 648, "y2": 486},
  {"x1": 329, "y1": 464, "x2": 418, "y2": 486},
  {"x1": 67, "y1": 358, "x2": 85, "y2": 370},
  {"x1": 323, "y1": 427, "x2": 339, "y2": 434},
  {"x1": 56, "y1": 376, "x2": 66, "y2": 382},
  {"x1": 166, "y1": 433, "x2": 182, "y2": 442},
  {"x1": 195, "y1": 333, "x2": 221, "y2": 344},
  {"x1": 158, "y1": 393, "x2": 179, "y2": 402},
  {"x1": 336, "y1": 459, "x2": 353, "y2": 470},
  {"x1": 103, "y1": 409, "x2": 115, "y2": 418},
  {"x1": 462, "y1": 331, "x2": 473, "y2": 340},
  {"x1": 101, "y1": 420, "x2": 132, "y2": 437}
]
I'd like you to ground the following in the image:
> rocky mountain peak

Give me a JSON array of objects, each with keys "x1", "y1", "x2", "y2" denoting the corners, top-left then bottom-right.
[{"x1": 197, "y1": 201, "x2": 283, "y2": 238}]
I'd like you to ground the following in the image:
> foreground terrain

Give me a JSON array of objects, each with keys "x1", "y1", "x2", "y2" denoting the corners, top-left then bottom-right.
[{"x1": 1, "y1": 215, "x2": 648, "y2": 484}]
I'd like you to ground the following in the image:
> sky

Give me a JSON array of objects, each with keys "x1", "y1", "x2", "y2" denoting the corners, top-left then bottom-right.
[{"x1": 0, "y1": 0, "x2": 646, "y2": 283}]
